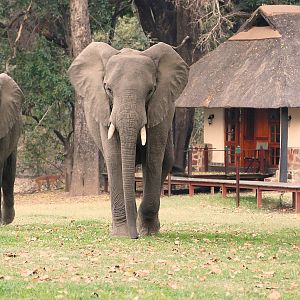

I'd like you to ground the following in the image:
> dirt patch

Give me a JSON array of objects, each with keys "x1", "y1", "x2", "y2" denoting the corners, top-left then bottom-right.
[{"x1": 15, "y1": 190, "x2": 110, "y2": 205}]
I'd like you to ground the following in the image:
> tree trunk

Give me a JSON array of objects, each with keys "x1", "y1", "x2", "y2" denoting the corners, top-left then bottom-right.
[
  {"x1": 134, "y1": 0, "x2": 201, "y2": 173},
  {"x1": 172, "y1": 4, "x2": 202, "y2": 173},
  {"x1": 69, "y1": 0, "x2": 100, "y2": 195}
]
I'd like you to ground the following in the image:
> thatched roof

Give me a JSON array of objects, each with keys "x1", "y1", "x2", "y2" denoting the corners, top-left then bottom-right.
[{"x1": 176, "y1": 5, "x2": 300, "y2": 108}]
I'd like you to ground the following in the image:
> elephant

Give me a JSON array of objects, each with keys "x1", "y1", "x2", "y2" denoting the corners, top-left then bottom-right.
[
  {"x1": 0, "y1": 73, "x2": 24, "y2": 225},
  {"x1": 68, "y1": 42, "x2": 189, "y2": 238}
]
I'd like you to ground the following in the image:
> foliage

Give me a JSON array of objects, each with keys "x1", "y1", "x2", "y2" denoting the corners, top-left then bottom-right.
[
  {"x1": 175, "y1": 0, "x2": 300, "y2": 53},
  {"x1": 89, "y1": 0, "x2": 113, "y2": 33},
  {"x1": 0, "y1": 192, "x2": 299, "y2": 299},
  {"x1": 8, "y1": 38, "x2": 72, "y2": 175},
  {"x1": 112, "y1": 15, "x2": 150, "y2": 50},
  {"x1": 0, "y1": 0, "x2": 72, "y2": 175},
  {"x1": 93, "y1": 14, "x2": 150, "y2": 50},
  {"x1": 236, "y1": 0, "x2": 300, "y2": 12},
  {"x1": 0, "y1": 0, "x2": 149, "y2": 176}
]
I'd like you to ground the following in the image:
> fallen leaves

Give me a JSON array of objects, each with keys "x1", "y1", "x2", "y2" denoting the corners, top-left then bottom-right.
[
  {"x1": 257, "y1": 252, "x2": 265, "y2": 259},
  {"x1": 292, "y1": 244, "x2": 300, "y2": 251},
  {"x1": 267, "y1": 290, "x2": 281, "y2": 300},
  {"x1": 20, "y1": 269, "x2": 39, "y2": 277},
  {"x1": 210, "y1": 265, "x2": 222, "y2": 275},
  {"x1": 261, "y1": 271, "x2": 275, "y2": 279},
  {"x1": 19, "y1": 267, "x2": 51, "y2": 282},
  {"x1": 167, "y1": 281, "x2": 178, "y2": 289},
  {"x1": 134, "y1": 269, "x2": 150, "y2": 278},
  {"x1": 107, "y1": 264, "x2": 151, "y2": 281},
  {"x1": 3, "y1": 252, "x2": 18, "y2": 258}
]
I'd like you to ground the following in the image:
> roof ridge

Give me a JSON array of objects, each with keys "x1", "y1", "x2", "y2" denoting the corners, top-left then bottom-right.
[{"x1": 259, "y1": 5, "x2": 300, "y2": 16}]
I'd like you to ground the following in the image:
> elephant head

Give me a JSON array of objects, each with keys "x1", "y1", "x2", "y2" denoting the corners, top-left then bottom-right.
[
  {"x1": 0, "y1": 73, "x2": 24, "y2": 140},
  {"x1": 68, "y1": 42, "x2": 188, "y2": 238}
]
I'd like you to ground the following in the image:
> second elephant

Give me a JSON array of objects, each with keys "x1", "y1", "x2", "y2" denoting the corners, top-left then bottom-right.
[
  {"x1": 68, "y1": 42, "x2": 189, "y2": 238},
  {"x1": 0, "y1": 73, "x2": 24, "y2": 225}
]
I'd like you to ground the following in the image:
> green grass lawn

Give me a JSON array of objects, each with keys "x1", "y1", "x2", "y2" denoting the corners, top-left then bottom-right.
[{"x1": 0, "y1": 191, "x2": 299, "y2": 299}]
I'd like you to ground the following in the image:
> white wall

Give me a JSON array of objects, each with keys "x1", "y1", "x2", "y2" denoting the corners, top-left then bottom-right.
[
  {"x1": 203, "y1": 108, "x2": 225, "y2": 164},
  {"x1": 288, "y1": 108, "x2": 300, "y2": 148}
]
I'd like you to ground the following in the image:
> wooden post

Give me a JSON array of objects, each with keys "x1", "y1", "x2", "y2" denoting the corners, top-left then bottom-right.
[
  {"x1": 235, "y1": 146, "x2": 241, "y2": 207},
  {"x1": 295, "y1": 192, "x2": 300, "y2": 213},
  {"x1": 279, "y1": 107, "x2": 288, "y2": 182},
  {"x1": 224, "y1": 145, "x2": 228, "y2": 176},
  {"x1": 221, "y1": 184, "x2": 227, "y2": 198},
  {"x1": 187, "y1": 147, "x2": 192, "y2": 176},
  {"x1": 292, "y1": 192, "x2": 296, "y2": 209},
  {"x1": 104, "y1": 177, "x2": 109, "y2": 193},
  {"x1": 189, "y1": 184, "x2": 194, "y2": 197},
  {"x1": 258, "y1": 147, "x2": 266, "y2": 174},
  {"x1": 257, "y1": 188, "x2": 262, "y2": 208},
  {"x1": 204, "y1": 144, "x2": 209, "y2": 172},
  {"x1": 168, "y1": 174, "x2": 171, "y2": 197}
]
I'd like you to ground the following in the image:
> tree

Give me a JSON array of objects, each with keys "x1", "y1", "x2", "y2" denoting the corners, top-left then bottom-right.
[{"x1": 68, "y1": 0, "x2": 102, "y2": 196}]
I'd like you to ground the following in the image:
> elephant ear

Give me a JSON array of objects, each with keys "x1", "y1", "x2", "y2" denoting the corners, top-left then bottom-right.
[
  {"x1": 68, "y1": 42, "x2": 119, "y2": 127},
  {"x1": 143, "y1": 42, "x2": 189, "y2": 128},
  {"x1": 0, "y1": 73, "x2": 24, "y2": 139}
]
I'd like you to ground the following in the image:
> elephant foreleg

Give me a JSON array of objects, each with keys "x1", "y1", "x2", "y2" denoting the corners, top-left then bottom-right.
[
  {"x1": 101, "y1": 127, "x2": 128, "y2": 236},
  {"x1": 0, "y1": 166, "x2": 3, "y2": 224},
  {"x1": 138, "y1": 131, "x2": 171, "y2": 236},
  {"x1": 107, "y1": 158, "x2": 128, "y2": 236},
  {"x1": 138, "y1": 160, "x2": 162, "y2": 236},
  {"x1": 1, "y1": 151, "x2": 16, "y2": 225}
]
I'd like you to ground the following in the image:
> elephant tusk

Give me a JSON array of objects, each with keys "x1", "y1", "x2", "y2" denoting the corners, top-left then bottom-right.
[
  {"x1": 140, "y1": 126, "x2": 146, "y2": 146},
  {"x1": 108, "y1": 123, "x2": 116, "y2": 140}
]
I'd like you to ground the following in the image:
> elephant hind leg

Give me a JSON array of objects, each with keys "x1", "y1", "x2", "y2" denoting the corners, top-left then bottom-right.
[{"x1": 1, "y1": 151, "x2": 16, "y2": 225}]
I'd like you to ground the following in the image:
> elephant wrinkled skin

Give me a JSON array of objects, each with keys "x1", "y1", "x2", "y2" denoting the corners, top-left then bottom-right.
[
  {"x1": 0, "y1": 73, "x2": 24, "y2": 225},
  {"x1": 68, "y1": 42, "x2": 189, "y2": 238}
]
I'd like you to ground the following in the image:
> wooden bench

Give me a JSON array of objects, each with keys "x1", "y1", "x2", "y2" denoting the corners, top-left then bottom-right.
[
  {"x1": 175, "y1": 176, "x2": 300, "y2": 213},
  {"x1": 102, "y1": 174, "x2": 300, "y2": 213}
]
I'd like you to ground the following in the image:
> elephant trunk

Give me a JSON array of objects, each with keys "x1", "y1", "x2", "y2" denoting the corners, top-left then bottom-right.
[
  {"x1": 120, "y1": 135, "x2": 138, "y2": 239},
  {"x1": 117, "y1": 111, "x2": 145, "y2": 239}
]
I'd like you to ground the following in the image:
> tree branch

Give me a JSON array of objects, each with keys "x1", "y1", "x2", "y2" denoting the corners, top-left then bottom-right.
[
  {"x1": 172, "y1": 35, "x2": 190, "y2": 50},
  {"x1": 53, "y1": 129, "x2": 67, "y2": 146},
  {"x1": 5, "y1": 1, "x2": 32, "y2": 74}
]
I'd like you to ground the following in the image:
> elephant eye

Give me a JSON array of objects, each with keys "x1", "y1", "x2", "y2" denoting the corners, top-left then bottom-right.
[
  {"x1": 104, "y1": 83, "x2": 113, "y2": 98},
  {"x1": 147, "y1": 86, "x2": 156, "y2": 99}
]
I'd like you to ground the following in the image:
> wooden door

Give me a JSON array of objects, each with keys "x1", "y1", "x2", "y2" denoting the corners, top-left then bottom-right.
[
  {"x1": 268, "y1": 109, "x2": 280, "y2": 167},
  {"x1": 225, "y1": 108, "x2": 239, "y2": 165},
  {"x1": 225, "y1": 108, "x2": 280, "y2": 169}
]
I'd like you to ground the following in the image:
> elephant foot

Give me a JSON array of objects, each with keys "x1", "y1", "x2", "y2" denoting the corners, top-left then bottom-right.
[
  {"x1": 1, "y1": 207, "x2": 15, "y2": 225},
  {"x1": 111, "y1": 223, "x2": 130, "y2": 237},
  {"x1": 111, "y1": 223, "x2": 139, "y2": 239},
  {"x1": 137, "y1": 214, "x2": 160, "y2": 236}
]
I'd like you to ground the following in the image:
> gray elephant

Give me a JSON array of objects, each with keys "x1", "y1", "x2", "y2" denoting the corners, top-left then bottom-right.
[
  {"x1": 68, "y1": 42, "x2": 189, "y2": 238},
  {"x1": 0, "y1": 73, "x2": 24, "y2": 225}
]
